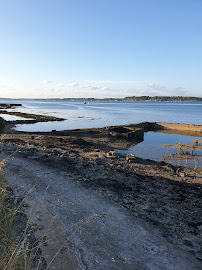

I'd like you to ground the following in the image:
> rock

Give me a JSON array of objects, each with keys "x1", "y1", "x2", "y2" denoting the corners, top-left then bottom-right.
[
  {"x1": 126, "y1": 155, "x2": 136, "y2": 163},
  {"x1": 179, "y1": 172, "x2": 186, "y2": 177},
  {"x1": 196, "y1": 250, "x2": 202, "y2": 260}
]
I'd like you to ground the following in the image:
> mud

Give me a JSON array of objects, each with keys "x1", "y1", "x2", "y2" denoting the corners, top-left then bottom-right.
[
  {"x1": 154, "y1": 122, "x2": 202, "y2": 134},
  {"x1": 2, "y1": 149, "x2": 202, "y2": 270},
  {"x1": 1, "y1": 118, "x2": 202, "y2": 269},
  {"x1": 0, "y1": 111, "x2": 65, "y2": 125}
]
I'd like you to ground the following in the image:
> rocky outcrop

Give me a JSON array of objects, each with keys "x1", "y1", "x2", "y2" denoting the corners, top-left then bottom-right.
[
  {"x1": 0, "y1": 103, "x2": 22, "y2": 109},
  {"x1": 106, "y1": 126, "x2": 144, "y2": 141}
]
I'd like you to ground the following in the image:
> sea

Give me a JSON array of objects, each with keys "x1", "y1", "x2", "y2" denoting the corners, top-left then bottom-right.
[{"x1": 1, "y1": 99, "x2": 202, "y2": 166}]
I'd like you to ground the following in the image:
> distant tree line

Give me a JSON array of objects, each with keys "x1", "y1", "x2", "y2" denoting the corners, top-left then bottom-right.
[
  {"x1": 122, "y1": 96, "x2": 202, "y2": 102},
  {"x1": 61, "y1": 96, "x2": 202, "y2": 102},
  {"x1": 1, "y1": 96, "x2": 202, "y2": 102}
]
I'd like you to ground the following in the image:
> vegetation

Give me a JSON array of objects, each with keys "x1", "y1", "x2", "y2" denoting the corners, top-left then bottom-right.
[
  {"x1": 0, "y1": 170, "x2": 30, "y2": 269},
  {"x1": 0, "y1": 117, "x2": 5, "y2": 134},
  {"x1": 122, "y1": 96, "x2": 202, "y2": 102},
  {"x1": 43, "y1": 96, "x2": 202, "y2": 102},
  {"x1": 1, "y1": 96, "x2": 202, "y2": 102},
  {"x1": 0, "y1": 117, "x2": 42, "y2": 270}
]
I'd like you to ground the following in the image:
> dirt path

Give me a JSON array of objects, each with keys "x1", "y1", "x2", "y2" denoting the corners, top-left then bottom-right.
[{"x1": 3, "y1": 151, "x2": 202, "y2": 270}]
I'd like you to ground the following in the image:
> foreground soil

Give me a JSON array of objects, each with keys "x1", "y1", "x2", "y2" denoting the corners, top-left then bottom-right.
[{"x1": 1, "y1": 125, "x2": 202, "y2": 270}]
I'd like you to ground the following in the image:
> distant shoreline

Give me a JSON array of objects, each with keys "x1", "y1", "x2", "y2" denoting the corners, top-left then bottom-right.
[{"x1": 0, "y1": 96, "x2": 202, "y2": 102}]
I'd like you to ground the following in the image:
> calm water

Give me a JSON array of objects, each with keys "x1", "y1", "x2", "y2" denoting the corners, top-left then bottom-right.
[
  {"x1": 117, "y1": 132, "x2": 202, "y2": 167},
  {"x1": 0, "y1": 99, "x2": 201, "y2": 132},
  {"x1": 1, "y1": 100, "x2": 201, "y2": 166}
]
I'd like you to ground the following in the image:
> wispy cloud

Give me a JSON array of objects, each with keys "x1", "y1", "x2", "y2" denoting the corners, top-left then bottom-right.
[
  {"x1": 56, "y1": 83, "x2": 65, "y2": 87},
  {"x1": 66, "y1": 83, "x2": 80, "y2": 87},
  {"x1": 41, "y1": 80, "x2": 52, "y2": 85},
  {"x1": 147, "y1": 82, "x2": 188, "y2": 96},
  {"x1": 1, "y1": 83, "x2": 15, "y2": 88},
  {"x1": 55, "y1": 82, "x2": 110, "y2": 92},
  {"x1": 56, "y1": 83, "x2": 80, "y2": 87},
  {"x1": 0, "y1": 80, "x2": 195, "y2": 99},
  {"x1": 85, "y1": 80, "x2": 142, "y2": 84},
  {"x1": 147, "y1": 83, "x2": 167, "y2": 91}
]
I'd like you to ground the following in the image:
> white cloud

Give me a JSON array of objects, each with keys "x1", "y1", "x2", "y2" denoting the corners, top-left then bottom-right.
[
  {"x1": 79, "y1": 85, "x2": 90, "y2": 89},
  {"x1": 119, "y1": 89, "x2": 129, "y2": 93},
  {"x1": 1, "y1": 83, "x2": 15, "y2": 88},
  {"x1": 85, "y1": 80, "x2": 141, "y2": 84},
  {"x1": 90, "y1": 86, "x2": 100, "y2": 90},
  {"x1": 147, "y1": 83, "x2": 167, "y2": 91},
  {"x1": 55, "y1": 82, "x2": 109, "y2": 91},
  {"x1": 65, "y1": 83, "x2": 80, "y2": 87},
  {"x1": 41, "y1": 80, "x2": 52, "y2": 85},
  {"x1": 56, "y1": 83, "x2": 80, "y2": 88},
  {"x1": 56, "y1": 83, "x2": 65, "y2": 87},
  {"x1": 0, "y1": 80, "x2": 195, "y2": 99},
  {"x1": 147, "y1": 83, "x2": 189, "y2": 96}
]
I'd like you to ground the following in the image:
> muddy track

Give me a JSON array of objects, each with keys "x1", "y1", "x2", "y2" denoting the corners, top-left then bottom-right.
[
  {"x1": 2, "y1": 149, "x2": 202, "y2": 270},
  {"x1": 1, "y1": 132, "x2": 201, "y2": 270},
  {"x1": 1, "y1": 119, "x2": 202, "y2": 269}
]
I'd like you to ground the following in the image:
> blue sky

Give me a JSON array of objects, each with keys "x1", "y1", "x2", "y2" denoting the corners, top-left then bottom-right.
[{"x1": 0, "y1": 0, "x2": 201, "y2": 98}]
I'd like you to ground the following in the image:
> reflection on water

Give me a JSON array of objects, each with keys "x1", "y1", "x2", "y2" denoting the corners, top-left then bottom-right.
[
  {"x1": 117, "y1": 132, "x2": 202, "y2": 167},
  {"x1": 162, "y1": 139, "x2": 202, "y2": 167},
  {"x1": 0, "y1": 114, "x2": 33, "y2": 121},
  {"x1": 0, "y1": 100, "x2": 201, "y2": 131}
]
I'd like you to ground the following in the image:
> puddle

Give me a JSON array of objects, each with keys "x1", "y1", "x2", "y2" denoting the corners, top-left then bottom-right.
[{"x1": 117, "y1": 132, "x2": 202, "y2": 167}]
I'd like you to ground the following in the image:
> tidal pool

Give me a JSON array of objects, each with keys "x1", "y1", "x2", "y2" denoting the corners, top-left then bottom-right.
[{"x1": 117, "y1": 132, "x2": 202, "y2": 167}]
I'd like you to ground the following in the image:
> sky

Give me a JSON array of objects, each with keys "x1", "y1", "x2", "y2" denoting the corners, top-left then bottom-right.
[{"x1": 0, "y1": 0, "x2": 201, "y2": 98}]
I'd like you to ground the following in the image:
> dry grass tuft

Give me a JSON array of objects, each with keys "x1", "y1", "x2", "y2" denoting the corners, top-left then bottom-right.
[{"x1": 0, "y1": 165, "x2": 44, "y2": 270}]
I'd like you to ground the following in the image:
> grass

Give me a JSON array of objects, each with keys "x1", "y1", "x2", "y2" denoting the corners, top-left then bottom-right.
[
  {"x1": 0, "y1": 154, "x2": 45, "y2": 270},
  {"x1": 0, "y1": 117, "x2": 5, "y2": 135},
  {"x1": 0, "y1": 118, "x2": 45, "y2": 269},
  {"x1": 0, "y1": 116, "x2": 28, "y2": 269},
  {"x1": 0, "y1": 117, "x2": 96, "y2": 269}
]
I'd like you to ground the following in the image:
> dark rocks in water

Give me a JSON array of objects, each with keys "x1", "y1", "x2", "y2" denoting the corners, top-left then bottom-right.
[{"x1": 0, "y1": 103, "x2": 22, "y2": 109}]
